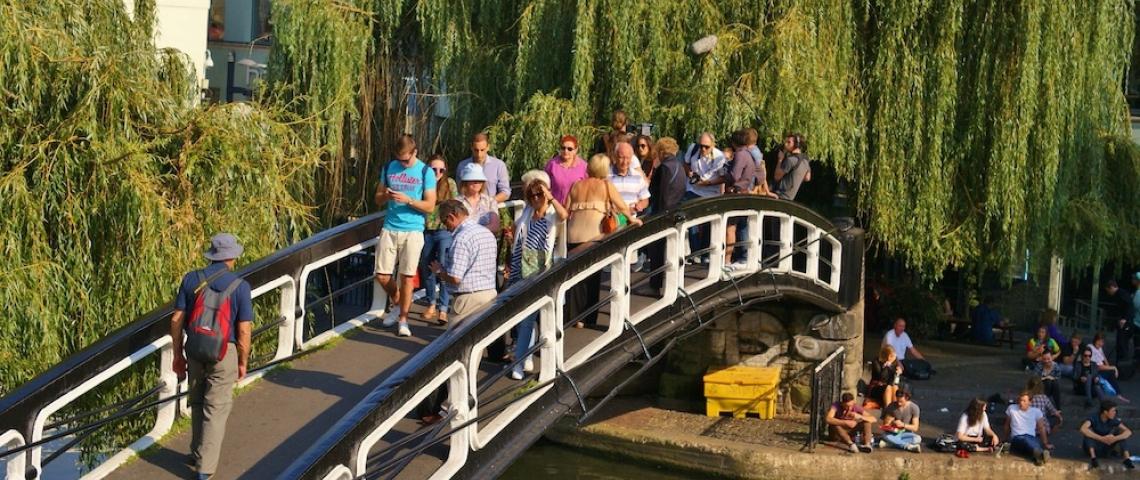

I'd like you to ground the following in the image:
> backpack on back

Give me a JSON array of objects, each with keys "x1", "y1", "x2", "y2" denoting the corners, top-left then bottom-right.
[{"x1": 184, "y1": 270, "x2": 242, "y2": 363}]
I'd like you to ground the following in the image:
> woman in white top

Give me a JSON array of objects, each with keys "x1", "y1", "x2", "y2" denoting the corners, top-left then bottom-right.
[
  {"x1": 956, "y1": 398, "x2": 1000, "y2": 452},
  {"x1": 507, "y1": 171, "x2": 567, "y2": 380}
]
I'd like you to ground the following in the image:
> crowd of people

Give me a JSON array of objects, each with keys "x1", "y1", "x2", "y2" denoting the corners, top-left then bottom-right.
[
  {"x1": 370, "y1": 111, "x2": 814, "y2": 342},
  {"x1": 361, "y1": 113, "x2": 815, "y2": 424},
  {"x1": 838, "y1": 305, "x2": 1140, "y2": 471}
]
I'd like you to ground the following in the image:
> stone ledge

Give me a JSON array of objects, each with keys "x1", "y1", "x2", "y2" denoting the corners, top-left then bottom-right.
[{"x1": 546, "y1": 414, "x2": 1133, "y2": 479}]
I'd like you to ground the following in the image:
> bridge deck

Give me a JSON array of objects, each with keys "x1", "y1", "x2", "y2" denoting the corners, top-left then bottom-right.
[{"x1": 109, "y1": 268, "x2": 693, "y2": 479}]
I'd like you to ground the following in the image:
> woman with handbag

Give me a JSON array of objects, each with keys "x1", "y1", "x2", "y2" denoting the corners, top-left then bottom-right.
[{"x1": 564, "y1": 154, "x2": 641, "y2": 328}]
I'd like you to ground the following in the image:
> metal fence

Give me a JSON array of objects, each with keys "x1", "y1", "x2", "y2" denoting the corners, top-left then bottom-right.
[{"x1": 805, "y1": 346, "x2": 845, "y2": 453}]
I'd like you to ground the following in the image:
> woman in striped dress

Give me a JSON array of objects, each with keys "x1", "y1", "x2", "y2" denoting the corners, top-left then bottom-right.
[{"x1": 508, "y1": 170, "x2": 567, "y2": 380}]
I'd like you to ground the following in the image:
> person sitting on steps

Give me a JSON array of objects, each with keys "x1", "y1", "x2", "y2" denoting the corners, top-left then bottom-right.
[
  {"x1": 956, "y1": 398, "x2": 1001, "y2": 453},
  {"x1": 1079, "y1": 400, "x2": 1135, "y2": 471},
  {"x1": 1024, "y1": 325, "x2": 1060, "y2": 370},
  {"x1": 1004, "y1": 391, "x2": 1053, "y2": 466},
  {"x1": 868, "y1": 344, "x2": 902, "y2": 409},
  {"x1": 825, "y1": 392, "x2": 876, "y2": 453},
  {"x1": 879, "y1": 388, "x2": 922, "y2": 452},
  {"x1": 883, "y1": 318, "x2": 933, "y2": 379},
  {"x1": 1026, "y1": 376, "x2": 1063, "y2": 434}
]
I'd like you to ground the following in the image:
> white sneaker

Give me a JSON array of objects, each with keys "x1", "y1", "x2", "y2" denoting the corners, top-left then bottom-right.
[
  {"x1": 524, "y1": 357, "x2": 534, "y2": 373},
  {"x1": 382, "y1": 307, "x2": 402, "y2": 327},
  {"x1": 397, "y1": 323, "x2": 411, "y2": 337},
  {"x1": 509, "y1": 369, "x2": 524, "y2": 380}
]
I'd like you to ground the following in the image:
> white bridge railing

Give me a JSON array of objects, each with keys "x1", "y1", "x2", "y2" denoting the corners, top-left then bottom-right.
[
  {"x1": 1, "y1": 199, "x2": 842, "y2": 480},
  {"x1": 313, "y1": 206, "x2": 843, "y2": 480}
]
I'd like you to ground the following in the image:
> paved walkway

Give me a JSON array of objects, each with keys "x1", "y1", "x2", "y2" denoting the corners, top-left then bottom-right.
[
  {"x1": 110, "y1": 268, "x2": 673, "y2": 479},
  {"x1": 112, "y1": 312, "x2": 445, "y2": 480}
]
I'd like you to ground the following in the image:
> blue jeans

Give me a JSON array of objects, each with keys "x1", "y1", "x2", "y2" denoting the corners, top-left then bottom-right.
[
  {"x1": 511, "y1": 312, "x2": 538, "y2": 376},
  {"x1": 1010, "y1": 434, "x2": 1044, "y2": 457},
  {"x1": 682, "y1": 191, "x2": 709, "y2": 260},
  {"x1": 419, "y1": 229, "x2": 453, "y2": 312},
  {"x1": 882, "y1": 431, "x2": 921, "y2": 449}
]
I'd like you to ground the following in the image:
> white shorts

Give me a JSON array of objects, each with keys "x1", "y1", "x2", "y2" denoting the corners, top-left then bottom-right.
[{"x1": 375, "y1": 229, "x2": 424, "y2": 277}]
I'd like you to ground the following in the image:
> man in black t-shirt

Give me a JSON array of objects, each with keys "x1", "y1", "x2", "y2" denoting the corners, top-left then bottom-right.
[
  {"x1": 1105, "y1": 281, "x2": 1136, "y2": 362},
  {"x1": 1079, "y1": 400, "x2": 1135, "y2": 470}
]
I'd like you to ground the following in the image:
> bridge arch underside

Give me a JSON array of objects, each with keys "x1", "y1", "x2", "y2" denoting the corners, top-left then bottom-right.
[{"x1": 290, "y1": 271, "x2": 845, "y2": 480}]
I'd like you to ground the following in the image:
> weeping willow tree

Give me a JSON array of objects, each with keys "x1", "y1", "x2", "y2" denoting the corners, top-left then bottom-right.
[
  {"x1": 271, "y1": 0, "x2": 1134, "y2": 277},
  {"x1": 859, "y1": 0, "x2": 1136, "y2": 274},
  {"x1": 0, "y1": 0, "x2": 318, "y2": 407}
]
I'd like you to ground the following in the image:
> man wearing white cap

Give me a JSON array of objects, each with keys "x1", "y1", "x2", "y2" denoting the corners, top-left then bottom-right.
[
  {"x1": 170, "y1": 233, "x2": 253, "y2": 480},
  {"x1": 374, "y1": 134, "x2": 437, "y2": 337}
]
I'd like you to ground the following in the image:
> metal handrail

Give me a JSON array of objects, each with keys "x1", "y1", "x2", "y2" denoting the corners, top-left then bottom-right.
[
  {"x1": 0, "y1": 195, "x2": 859, "y2": 480},
  {"x1": 281, "y1": 196, "x2": 862, "y2": 479}
]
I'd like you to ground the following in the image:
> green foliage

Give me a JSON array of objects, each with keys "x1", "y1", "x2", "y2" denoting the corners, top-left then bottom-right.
[
  {"x1": 879, "y1": 285, "x2": 945, "y2": 340},
  {"x1": 0, "y1": 0, "x2": 320, "y2": 464},
  {"x1": 268, "y1": 0, "x2": 1135, "y2": 278}
]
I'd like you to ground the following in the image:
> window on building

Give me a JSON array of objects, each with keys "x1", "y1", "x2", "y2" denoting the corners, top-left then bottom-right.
[{"x1": 207, "y1": 0, "x2": 272, "y2": 44}]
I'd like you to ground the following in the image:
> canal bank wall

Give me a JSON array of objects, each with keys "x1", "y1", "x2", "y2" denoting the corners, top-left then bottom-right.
[{"x1": 544, "y1": 412, "x2": 1111, "y2": 480}]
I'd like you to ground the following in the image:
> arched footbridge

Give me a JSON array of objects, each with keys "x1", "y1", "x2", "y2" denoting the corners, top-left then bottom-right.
[{"x1": 0, "y1": 196, "x2": 863, "y2": 480}]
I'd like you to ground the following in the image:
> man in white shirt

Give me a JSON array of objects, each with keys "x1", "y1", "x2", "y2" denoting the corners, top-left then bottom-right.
[
  {"x1": 680, "y1": 132, "x2": 726, "y2": 264},
  {"x1": 682, "y1": 132, "x2": 727, "y2": 199},
  {"x1": 609, "y1": 142, "x2": 650, "y2": 215},
  {"x1": 884, "y1": 318, "x2": 924, "y2": 361},
  {"x1": 883, "y1": 318, "x2": 933, "y2": 380},
  {"x1": 1005, "y1": 391, "x2": 1052, "y2": 465}
]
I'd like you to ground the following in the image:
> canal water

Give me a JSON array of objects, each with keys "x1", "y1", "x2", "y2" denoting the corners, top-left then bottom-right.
[{"x1": 501, "y1": 440, "x2": 702, "y2": 480}]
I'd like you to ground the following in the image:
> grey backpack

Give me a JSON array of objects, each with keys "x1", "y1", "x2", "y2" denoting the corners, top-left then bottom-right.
[{"x1": 184, "y1": 270, "x2": 242, "y2": 363}]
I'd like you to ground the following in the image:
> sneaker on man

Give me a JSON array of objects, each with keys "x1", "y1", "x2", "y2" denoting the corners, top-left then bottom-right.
[
  {"x1": 509, "y1": 369, "x2": 524, "y2": 381},
  {"x1": 524, "y1": 357, "x2": 534, "y2": 373},
  {"x1": 858, "y1": 443, "x2": 873, "y2": 453},
  {"x1": 1124, "y1": 458, "x2": 1134, "y2": 470},
  {"x1": 397, "y1": 323, "x2": 411, "y2": 337},
  {"x1": 848, "y1": 443, "x2": 859, "y2": 453},
  {"x1": 382, "y1": 307, "x2": 402, "y2": 327},
  {"x1": 1090, "y1": 458, "x2": 1099, "y2": 470},
  {"x1": 906, "y1": 443, "x2": 921, "y2": 453}
]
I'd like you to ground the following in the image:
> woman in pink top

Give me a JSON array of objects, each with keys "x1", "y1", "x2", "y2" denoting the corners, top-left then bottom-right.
[{"x1": 545, "y1": 135, "x2": 588, "y2": 204}]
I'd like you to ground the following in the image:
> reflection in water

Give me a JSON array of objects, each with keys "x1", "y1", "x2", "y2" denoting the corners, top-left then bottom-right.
[{"x1": 501, "y1": 440, "x2": 704, "y2": 480}]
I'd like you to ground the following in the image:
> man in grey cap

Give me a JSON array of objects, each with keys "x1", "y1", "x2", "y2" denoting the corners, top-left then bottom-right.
[{"x1": 170, "y1": 233, "x2": 254, "y2": 480}]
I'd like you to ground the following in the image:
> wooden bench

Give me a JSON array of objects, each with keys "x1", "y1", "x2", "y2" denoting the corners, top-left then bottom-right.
[{"x1": 946, "y1": 318, "x2": 1015, "y2": 349}]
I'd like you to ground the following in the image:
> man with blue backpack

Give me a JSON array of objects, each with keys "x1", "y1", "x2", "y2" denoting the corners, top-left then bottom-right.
[{"x1": 170, "y1": 233, "x2": 254, "y2": 480}]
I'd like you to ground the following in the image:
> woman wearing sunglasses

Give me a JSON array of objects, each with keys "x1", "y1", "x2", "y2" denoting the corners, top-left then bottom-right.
[
  {"x1": 544, "y1": 135, "x2": 588, "y2": 205},
  {"x1": 507, "y1": 171, "x2": 568, "y2": 379},
  {"x1": 635, "y1": 135, "x2": 656, "y2": 181},
  {"x1": 419, "y1": 155, "x2": 458, "y2": 324}
]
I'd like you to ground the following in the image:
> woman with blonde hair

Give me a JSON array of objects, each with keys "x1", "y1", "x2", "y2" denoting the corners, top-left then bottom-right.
[
  {"x1": 563, "y1": 154, "x2": 641, "y2": 327},
  {"x1": 868, "y1": 344, "x2": 902, "y2": 408},
  {"x1": 507, "y1": 170, "x2": 568, "y2": 379}
]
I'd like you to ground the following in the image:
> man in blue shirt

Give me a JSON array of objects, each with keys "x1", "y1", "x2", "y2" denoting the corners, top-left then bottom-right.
[
  {"x1": 171, "y1": 233, "x2": 254, "y2": 480},
  {"x1": 374, "y1": 134, "x2": 437, "y2": 337},
  {"x1": 457, "y1": 132, "x2": 511, "y2": 203}
]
